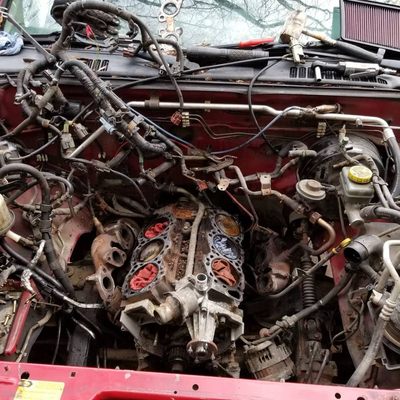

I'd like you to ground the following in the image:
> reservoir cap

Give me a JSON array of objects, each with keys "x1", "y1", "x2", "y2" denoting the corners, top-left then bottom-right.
[{"x1": 348, "y1": 165, "x2": 373, "y2": 184}]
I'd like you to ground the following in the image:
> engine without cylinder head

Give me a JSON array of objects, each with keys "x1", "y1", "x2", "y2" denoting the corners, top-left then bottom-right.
[{"x1": 120, "y1": 201, "x2": 244, "y2": 364}]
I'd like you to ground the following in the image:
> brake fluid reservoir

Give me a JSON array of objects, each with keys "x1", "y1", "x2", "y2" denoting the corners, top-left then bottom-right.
[
  {"x1": 340, "y1": 166, "x2": 374, "y2": 199},
  {"x1": 339, "y1": 165, "x2": 374, "y2": 226},
  {"x1": 0, "y1": 194, "x2": 14, "y2": 235}
]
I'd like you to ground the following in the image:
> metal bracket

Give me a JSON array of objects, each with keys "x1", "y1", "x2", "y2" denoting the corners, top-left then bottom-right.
[{"x1": 259, "y1": 174, "x2": 271, "y2": 196}]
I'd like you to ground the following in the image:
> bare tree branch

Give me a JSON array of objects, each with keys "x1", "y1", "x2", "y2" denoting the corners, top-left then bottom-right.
[
  {"x1": 213, "y1": 0, "x2": 282, "y2": 29},
  {"x1": 275, "y1": 0, "x2": 331, "y2": 31},
  {"x1": 103, "y1": 0, "x2": 337, "y2": 45}
]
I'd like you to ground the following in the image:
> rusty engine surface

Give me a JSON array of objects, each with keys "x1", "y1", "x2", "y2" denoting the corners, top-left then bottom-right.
[
  {"x1": 120, "y1": 203, "x2": 244, "y2": 366},
  {"x1": 2, "y1": 0, "x2": 400, "y2": 390}
]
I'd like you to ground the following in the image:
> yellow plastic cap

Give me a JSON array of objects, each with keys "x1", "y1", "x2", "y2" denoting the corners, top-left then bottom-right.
[
  {"x1": 348, "y1": 165, "x2": 373, "y2": 184},
  {"x1": 340, "y1": 238, "x2": 352, "y2": 248}
]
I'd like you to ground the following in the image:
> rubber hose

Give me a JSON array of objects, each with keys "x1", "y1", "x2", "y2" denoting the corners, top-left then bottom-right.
[
  {"x1": 0, "y1": 164, "x2": 74, "y2": 295},
  {"x1": 0, "y1": 238, "x2": 65, "y2": 291},
  {"x1": 387, "y1": 136, "x2": 400, "y2": 197},
  {"x1": 361, "y1": 205, "x2": 400, "y2": 224}
]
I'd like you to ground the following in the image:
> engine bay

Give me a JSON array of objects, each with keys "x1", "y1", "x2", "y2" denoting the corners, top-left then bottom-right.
[{"x1": 2, "y1": 0, "x2": 400, "y2": 390}]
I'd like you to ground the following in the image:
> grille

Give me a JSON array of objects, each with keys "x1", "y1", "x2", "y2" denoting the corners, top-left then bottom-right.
[
  {"x1": 76, "y1": 58, "x2": 109, "y2": 72},
  {"x1": 341, "y1": 0, "x2": 400, "y2": 51},
  {"x1": 289, "y1": 66, "x2": 388, "y2": 84}
]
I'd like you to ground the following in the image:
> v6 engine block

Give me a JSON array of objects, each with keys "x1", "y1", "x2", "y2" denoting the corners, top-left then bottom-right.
[{"x1": 120, "y1": 201, "x2": 244, "y2": 363}]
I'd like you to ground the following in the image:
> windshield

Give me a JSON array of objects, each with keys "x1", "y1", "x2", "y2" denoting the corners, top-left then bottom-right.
[{"x1": 5, "y1": 0, "x2": 398, "y2": 46}]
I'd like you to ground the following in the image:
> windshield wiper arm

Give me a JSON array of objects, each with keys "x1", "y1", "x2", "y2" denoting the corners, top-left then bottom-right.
[
  {"x1": 184, "y1": 46, "x2": 269, "y2": 64},
  {"x1": 312, "y1": 60, "x2": 397, "y2": 81},
  {"x1": 301, "y1": 29, "x2": 400, "y2": 70}
]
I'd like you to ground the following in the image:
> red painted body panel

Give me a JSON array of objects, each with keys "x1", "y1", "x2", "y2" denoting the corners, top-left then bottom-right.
[
  {"x1": 4, "y1": 291, "x2": 31, "y2": 356},
  {"x1": 1, "y1": 361, "x2": 399, "y2": 400}
]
